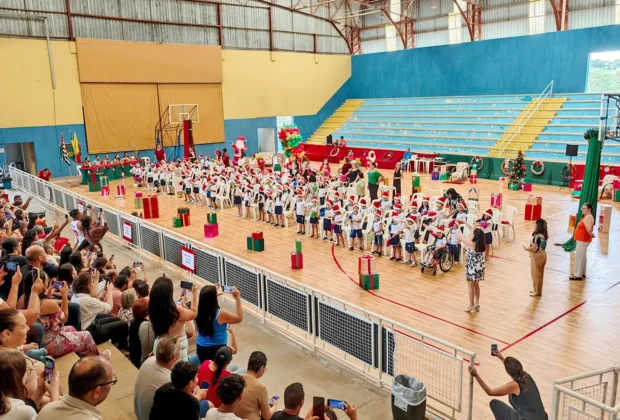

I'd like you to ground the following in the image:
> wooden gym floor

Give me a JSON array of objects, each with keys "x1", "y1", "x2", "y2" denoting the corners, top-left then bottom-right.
[{"x1": 54, "y1": 170, "x2": 620, "y2": 419}]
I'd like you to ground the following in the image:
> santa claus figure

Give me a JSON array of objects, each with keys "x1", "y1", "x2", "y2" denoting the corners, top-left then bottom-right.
[{"x1": 231, "y1": 136, "x2": 247, "y2": 166}]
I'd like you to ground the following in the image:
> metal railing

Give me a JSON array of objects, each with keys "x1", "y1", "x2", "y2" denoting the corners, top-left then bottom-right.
[
  {"x1": 496, "y1": 80, "x2": 554, "y2": 157},
  {"x1": 551, "y1": 366, "x2": 620, "y2": 420},
  {"x1": 8, "y1": 167, "x2": 476, "y2": 420}
]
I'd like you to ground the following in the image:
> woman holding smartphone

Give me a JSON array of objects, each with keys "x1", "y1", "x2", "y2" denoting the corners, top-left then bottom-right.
[
  {"x1": 195, "y1": 285, "x2": 243, "y2": 363},
  {"x1": 454, "y1": 221, "x2": 486, "y2": 313},
  {"x1": 469, "y1": 351, "x2": 548, "y2": 420}
]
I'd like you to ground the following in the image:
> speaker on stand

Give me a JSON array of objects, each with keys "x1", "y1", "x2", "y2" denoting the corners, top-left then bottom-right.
[{"x1": 561, "y1": 144, "x2": 579, "y2": 191}]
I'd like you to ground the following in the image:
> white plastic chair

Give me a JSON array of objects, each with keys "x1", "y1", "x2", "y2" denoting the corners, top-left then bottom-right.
[
  {"x1": 216, "y1": 183, "x2": 231, "y2": 209},
  {"x1": 418, "y1": 229, "x2": 436, "y2": 261},
  {"x1": 451, "y1": 162, "x2": 469, "y2": 181},
  {"x1": 362, "y1": 213, "x2": 374, "y2": 249},
  {"x1": 499, "y1": 205, "x2": 517, "y2": 240},
  {"x1": 408, "y1": 155, "x2": 421, "y2": 173},
  {"x1": 342, "y1": 211, "x2": 353, "y2": 247}
]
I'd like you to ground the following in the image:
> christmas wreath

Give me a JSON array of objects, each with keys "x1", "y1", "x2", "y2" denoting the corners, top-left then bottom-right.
[
  {"x1": 501, "y1": 158, "x2": 514, "y2": 176},
  {"x1": 329, "y1": 147, "x2": 340, "y2": 157},
  {"x1": 471, "y1": 155, "x2": 484, "y2": 171},
  {"x1": 531, "y1": 160, "x2": 545, "y2": 176}
]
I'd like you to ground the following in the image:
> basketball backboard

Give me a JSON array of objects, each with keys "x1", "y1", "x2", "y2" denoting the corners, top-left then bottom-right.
[{"x1": 168, "y1": 104, "x2": 199, "y2": 126}]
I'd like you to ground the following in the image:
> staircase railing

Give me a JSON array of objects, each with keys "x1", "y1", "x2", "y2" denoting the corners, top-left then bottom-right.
[{"x1": 496, "y1": 80, "x2": 554, "y2": 157}]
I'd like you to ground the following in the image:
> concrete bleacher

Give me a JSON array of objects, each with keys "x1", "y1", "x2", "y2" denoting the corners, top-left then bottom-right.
[
  {"x1": 308, "y1": 95, "x2": 534, "y2": 155},
  {"x1": 527, "y1": 93, "x2": 620, "y2": 164}
]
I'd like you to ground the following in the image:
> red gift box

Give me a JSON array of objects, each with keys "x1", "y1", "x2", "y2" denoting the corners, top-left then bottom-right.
[
  {"x1": 252, "y1": 231, "x2": 263, "y2": 240},
  {"x1": 204, "y1": 223, "x2": 219, "y2": 238},
  {"x1": 101, "y1": 186, "x2": 109, "y2": 197},
  {"x1": 117, "y1": 184, "x2": 126, "y2": 196},
  {"x1": 291, "y1": 252, "x2": 303, "y2": 269},
  {"x1": 522, "y1": 183, "x2": 532, "y2": 192},
  {"x1": 179, "y1": 213, "x2": 190, "y2": 226},
  {"x1": 143, "y1": 196, "x2": 159, "y2": 219},
  {"x1": 134, "y1": 192, "x2": 143, "y2": 198},
  {"x1": 358, "y1": 254, "x2": 376, "y2": 275},
  {"x1": 469, "y1": 175, "x2": 477, "y2": 185},
  {"x1": 524, "y1": 204, "x2": 542, "y2": 221},
  {"x1": 490, "y1": 192, "x2": 503, "y2": 208},
  {"x1": 526, "y1": 195, "x2": 543, "y2": 205}
]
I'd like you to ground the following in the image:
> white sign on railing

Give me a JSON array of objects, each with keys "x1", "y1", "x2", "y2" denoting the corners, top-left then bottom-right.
[
  {"x1": 122, "y1": 220, "x2": 132, "y2": 242},
  {"x1": 180, "y1": 246, "x2": 196, "y2": 273}
]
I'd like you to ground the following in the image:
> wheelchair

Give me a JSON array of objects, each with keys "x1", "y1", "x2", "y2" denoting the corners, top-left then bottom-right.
[{"x1": 421, "y1": 247, "x2": 454, "y2": 276}]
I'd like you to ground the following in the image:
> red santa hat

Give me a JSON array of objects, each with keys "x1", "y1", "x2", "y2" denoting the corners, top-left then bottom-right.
[
  {"x1": 348, "y1": 195, "x2": 356, "y2": 202},
  {"x1": 427, "y1": 211, "x2": 437, "y2": 218},
  {"x1": 359, "y1": 198, "x2": 367, "y2": 206},
  {"x1": 394, "y1": 203, "x2": 403, "y2": 212},
  {"x1": 372, "y1": 201, "x2": 381, "y2": 209},
  {"x1": 422, "y1": 196, "x2": 430, "y2": 202},
  {"x1": 375, "y1": 210, "x2": 382, "y2": 217},
  {"x1": 437, "y1": 225, "x2": 445, "y2": 233},
  {"x1": 457, "y1": 201, "x2": 467, "y2": 210},
  {"x1": 334, "y1": 192, "x2": 341, "y2": 198},
  {"x1": 407, "y1": 214, "x2": 417, "y2": 223},
  {"x1": 333, "y1": 204, "x2": 341, "y2": 212},
  {"x1": 484, "y1": 208, "x2": 494, "y2": 217},
  {"x1": 382, "y1": 191, "x2": 389, "y2": 197},
  {"x1": 311, "y1": 196, "x2": 318, "y2": 201},
  {"x1": 394, "y1": 193, "x2": 401, "y2": 201},
  {"x1": 437, "y1": 197, "x2": 447, "y2": 204},
  {"x1": 326, "y1": 200, "x2": 333, "y2": 207},
  {"x1": 236, "y1": 136, "x2": 247, "y2": 142}
]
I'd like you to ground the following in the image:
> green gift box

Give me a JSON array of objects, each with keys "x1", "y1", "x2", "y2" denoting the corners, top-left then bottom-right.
[
  {"x1": 247, "y1": 236, "x2": 254, "y2": 250},
  {"x1": 571, "y1": 190, "x2": 582, "y2": 198},
  {"x1": 614, "y1": 189, "x2": 620, "y2": 202},
  {"x1": 100, "y1": 176, "x2": 109, "y2": 187},
  {"x1": 173, "y1": 217, "x2": 182, "y2": 228},
  {"x1": 508, "y1": 182, "x2": 520, "y2": 191},
  {"x1": 89, "y1": 182, "x2": 101, "y2": 192},
  {"x1": 207, "y1": 213, "x2": 217, "y2": 225},
  {"x1": 253, "y1": 238, "x2": 265, "y2": 252},
  {"x1": 274, "y1": 164, "x2": 282, "y2": 172},
  {"x1": 295, "y1": 239, "x2": 302, "y2": 254},
  {"x1": 412, "y1": 175, "x2": 421, "y2": 187},
  {"x1": 134, "y1": 197, "x2": 143, "y2": 209},
  {"x1": 439, "y1": 172, "x2": 450, "y2": 181},
  {"x1": 358, "y1": 273, "x2": 379, "y2": 290},
  {"x1": 522, "y1": 177, "x2": 532, "y2": 184}
]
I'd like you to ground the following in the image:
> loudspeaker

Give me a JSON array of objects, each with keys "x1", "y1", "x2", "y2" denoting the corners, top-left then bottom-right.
[
  {"x1": 326, "y1": 134, "x2": 333, "y2": 145},
  {"x1": 566, "y1": 144, "x2": 578, "y2": 157}
]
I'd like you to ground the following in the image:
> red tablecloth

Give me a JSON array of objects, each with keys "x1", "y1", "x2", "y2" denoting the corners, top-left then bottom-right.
[{"x1": 304, "y1": 144, "x2": 436, "y2": 170}]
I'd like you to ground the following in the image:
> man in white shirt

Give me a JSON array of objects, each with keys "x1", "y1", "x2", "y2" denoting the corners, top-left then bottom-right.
[
  {"x1": 349, "y1": 205, "x2": 364, "y2": 251},
  {"x1": 134, "y1": 336, "x2": 181, "y2": 420},
  {"x1": 206, "y1": 375, "x2": 247, "y2": 420},
  {"x1": 37, "y1": 355, "x2": 115, "y2": 420}
]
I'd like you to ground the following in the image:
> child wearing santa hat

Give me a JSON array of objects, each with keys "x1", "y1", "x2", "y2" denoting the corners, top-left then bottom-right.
[
  {"x1": 265, "y1": 191, "x2": 274, "y2": 224},
  {"x1": 322, "y1": 200, "x2": 334, "y2": 241},
  {"x1": 476, "y1": 208, "x2": 495, "y2": 259},
  {"x1": 388, "y1": 215, "x2": 403, "y2": 262},
  {"x1": 435, "y1": 197, "x2": 447, "y2": 223},
  {"x1": 233, "y1": 182, "x2": 243, "y2": 217},
  {"x1": 332, "y1": 205, "x2": 345, "y2": 247},
  {"x1": 295, "y1": 192, "x2": 307, "y2": 235},
  {"x1": 308, "y1": 197, "x2": 320, "y2": 239},
  {"x1": 348, "y1": 204, "x2": 364, "y2": 251},
  {"x1": 243, "y1": 186, "x2": 252, "y2": 219},
  {"x1": 372, "y1": 211, "x2": 384, "y2": 256},
  {"x1": 274, "y1": 189, "x2": 285, "y2": 228},
  {"x1": 403, "y1": 214, "x2": 419, "y2": 267},
  {"x1": 422, "y1": 226, "x2": 447, "y2": 267},
  {"x1": 380, "y1": 191, "x2": 392, "y2": 212}
]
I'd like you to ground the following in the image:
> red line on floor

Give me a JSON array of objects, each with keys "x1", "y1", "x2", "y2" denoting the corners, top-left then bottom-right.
[
  {"x1": 331, "y1": 244, "x2": 511, "y2": 346},
  {"x1": 501, "y1": 279, "x2": 620, "y2": 352}
]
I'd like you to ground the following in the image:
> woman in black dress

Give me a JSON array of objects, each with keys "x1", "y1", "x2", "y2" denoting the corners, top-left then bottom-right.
[{"x1": 393, "y1": 163, "x2": 402, "y2": 195}]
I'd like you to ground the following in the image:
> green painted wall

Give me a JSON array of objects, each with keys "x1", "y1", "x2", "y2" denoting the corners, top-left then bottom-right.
[{"x1": 441, "y1": 154, "x2": 568, "y2": 187}]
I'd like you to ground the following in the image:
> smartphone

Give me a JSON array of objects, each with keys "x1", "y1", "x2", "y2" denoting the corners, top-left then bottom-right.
[
  {"x1": 180, "y1": 289, "x2": 187, "y2": 300},
  {"x1": 32, "y1": 267, "x2": 40, "y2": 280},
  {"x1": 200, "y1": 381, "x2": 210, "y2": 390},
  {"x1": 44, "y1": 356, "x2": 55, "y2": 383},
  {"x1": 4, "y1": 261, "x2": 17, "y2": 273},
  {"x1": 491, "y1": 344, "x2": 498, "y2": 356},
  {"x1": 327, "y1": 399, "x2": 346, "y2": 410},
  {"x1": 312, "y1": 397, "x2": 325, "y2": 420},
  {"x1": 180, "y1": 280, "x2": 193, "y2": 290},
  {"x1": 52, "y1": 281, "x2": 64, "y2": 291},
  {"x1": 222, "y1": 285, "x2": 233, "y2": 293},
  {"x1": 133, "y1": 261, "x2": 143, "y2": 268},
  {"x1": 269, "y1": 395, "x2": 279, "y2": 406}
]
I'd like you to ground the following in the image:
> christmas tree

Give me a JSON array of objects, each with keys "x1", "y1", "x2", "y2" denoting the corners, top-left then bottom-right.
[{"x1": 509, "y1": 150, "x2": 526, "y2": 185}]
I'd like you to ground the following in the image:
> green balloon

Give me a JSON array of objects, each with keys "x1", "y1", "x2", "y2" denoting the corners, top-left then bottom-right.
[{"x1": 285, "y1": 150, "x2": 292, "y2": 158}]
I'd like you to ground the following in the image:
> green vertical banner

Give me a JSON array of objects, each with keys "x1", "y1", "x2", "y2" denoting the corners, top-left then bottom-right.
[{"x1": 562, "y1": 129, "x2": 601, "y2": 252}]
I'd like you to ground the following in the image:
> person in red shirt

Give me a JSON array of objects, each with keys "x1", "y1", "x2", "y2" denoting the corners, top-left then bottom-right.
[
  {"x1": 37, "y1": 168, "x2": 52, "y2": 181},
  {"x1": 221, "y1": 148, "x2": 230, "y2": 168},
  {"x1": 154, "y1": 144, "x2": 167, "y2": 163},
  {"x1": 197, "y1": 346, "x2": 234, "y2": 407}
]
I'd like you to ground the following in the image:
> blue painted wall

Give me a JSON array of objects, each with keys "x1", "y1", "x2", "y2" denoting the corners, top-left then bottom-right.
[
  {"x1": 0, "y1": 124, "x2": 87, "y2": 178},
  {"x1": 295, "y1": 79, "x2": 351, "y2": 144},
  {"x1": 349, "y1": 25, "x2": 620, "y2": 99}
]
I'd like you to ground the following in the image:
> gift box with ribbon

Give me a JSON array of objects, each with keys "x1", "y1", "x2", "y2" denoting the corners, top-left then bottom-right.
[
  {"x1": 526, "y1": 195, "x2": 543, "y2": 205},
  {"x1": 468, "y1": 188, "x2": 479, "y2": 202},
  {"x1": 412, "y1": 175, "x2": 421, "y2": 187},
  {"x1": 178, "y1": 207, "x2": 190, "y2": 215},
  {"x1": 178, "y1": 212, "x2": 190, "y2": 227},
  {"x1": 204, "y1": 223, "x2": 219, "y2": 238},
  {"x1": 569, "y1": 214, "x2": 576, "y2": 228},
  {"x1": 274, "y1": 164, "x2": 282, "y2": 173},
  {"x1": 134, "y1": 196, "x2": 144, "y2": 209},
  {"x1": 431, "y1": 171, "x2": 439, "y2": 181},
  {"x1": 117, "y1": 184, "x2": 125, "y2": 197},
  {"x1": 498, "y1": 177, "x2": 507, "y2": 190},
  {"x1": 172, "y1": 217, "x2": 182, "y2": 228},
  {"x1": 439, "y1": 172, "x2": 450, "y2": 181},
  {"x1": 469, "y1": 175, "x2": 478, "y2": 185},
  {"x1": 508, "y1": 182, "x2": 520, "y2": 191},
  {"x1": 490, "y1": 192, "x2": 503, "y2": 208},
  {"x1": 143, "y1": 196, "x2": 159, "y2": 219},
  {"x1": 524, "y1": 204, "x2": 542, "y2": 221},
  {"x1": 291, "y1": 252, "x2": 303, "y2": 269},
  {"x1": 359, "y1": 273, "x2": 379, "y2": 290},
  {"x1": 101, "y1": 186, "x2": 109, "y2": 197},
  {"x1": 614, "y1": 180, "x2": 620, "y2": 189},
  {"x1": 253, "y1": 238, "x2": 265, "y2": 252},
  {"x1": 247, "y1": 236, "x2": 253, "y2": 250},
  {"x1": 134, "y1": 192, "x2": 143, "y2": 198},
  {"x1": 89, "y1": 182, "x2": 101, "y2": 192},
  {"x1": 100, "y1": 176, "x2": 109, "y2": 187},
  {"x1": 295, "y1": 239, "x2": 302, "y2": 254},
  {"x1": 358, "y1": 254, "x2": 376, "y2": 276},
  {"x1": 522, "y1": 183, "x2": 533, "y2": 192},
  {"x1": 252, "y1": 231, "x2": 263, "y2": 240},
  {"x1": 207, "y1": 213, "x2": 217, "y2": 225}
]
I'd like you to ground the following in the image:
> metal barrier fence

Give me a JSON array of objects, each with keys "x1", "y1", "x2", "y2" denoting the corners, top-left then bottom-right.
[
  {"x1": 8, "y1": 167, "x2": 476, "y2": 420},
  {"x1": 551, "y1": 366, "x2": 620, "y2": 420}
]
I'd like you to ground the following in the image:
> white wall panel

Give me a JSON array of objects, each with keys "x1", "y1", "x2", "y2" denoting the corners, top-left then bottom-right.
[
  {"x1": 414, "y1": 29, "x2": 449, "y2": 47},
  {"x1": 483, "y1": 19, "x2": 528, "y2": 39},
  {"x1": 361, "y1": 38, "x2": 387, "y2": 53},
  {"x1": 569, "y1": 6, "x2": 615, "y2": 28}
]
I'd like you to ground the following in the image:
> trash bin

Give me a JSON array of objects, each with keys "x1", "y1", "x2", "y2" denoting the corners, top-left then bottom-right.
[
  {"x1": 2, "y1": 176, "x2": 12, "y2": 189},
  {"x1": 391, "y1": 375, "x2": 426, "y2": 420}
]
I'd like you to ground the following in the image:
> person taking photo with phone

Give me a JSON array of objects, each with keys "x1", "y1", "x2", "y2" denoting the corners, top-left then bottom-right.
[
  {"x1": 235, "y1": 351, "x2": 279, "y2": 420},
  {"x1": 469, "y1": 350, "x2": 548, "y2": 420},
  {"x1": 195, "y1": 285, "x2": 243, "y2": 363}
]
